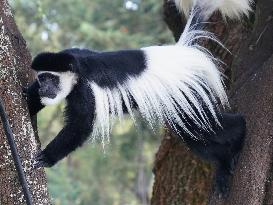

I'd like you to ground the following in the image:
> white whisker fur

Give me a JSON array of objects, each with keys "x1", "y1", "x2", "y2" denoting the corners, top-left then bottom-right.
[{"x1": 89, "y1": 11, "x2": 229, "y2": 143}]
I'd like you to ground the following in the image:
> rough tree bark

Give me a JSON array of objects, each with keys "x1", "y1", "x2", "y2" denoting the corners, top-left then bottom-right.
[
  {"x1": 151, "y1": 130, "x2": 212, "y2": 205},
  {"x1": 152, "y1": 0, "x2": 273, "y2": 204},
  {"x1": 210, "y1": 0, "x2": 273, "y2": 204},
  {"x1": 0, "y1": 0, "x2": 50, "y2": 204}
]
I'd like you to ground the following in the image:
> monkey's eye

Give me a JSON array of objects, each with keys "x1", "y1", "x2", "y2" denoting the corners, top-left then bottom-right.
[
  {"x1": 38, "y1": 75, "x2": 46, "y2": 82},
  {"x1": 37, "y1": 73, "x2": 60, "y2": 86}
]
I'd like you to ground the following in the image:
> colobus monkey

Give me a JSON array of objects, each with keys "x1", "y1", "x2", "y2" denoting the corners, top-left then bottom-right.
[{"x1": 25, "y1": 0, "x2": 251, "y2": 194}]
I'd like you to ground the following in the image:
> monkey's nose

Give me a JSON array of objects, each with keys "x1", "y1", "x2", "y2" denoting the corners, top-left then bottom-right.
[
  {"x1": 38, "y1": 89, "x2": 46, "y2": 96},
  {"x1": 39, "y1": 89, "x2": 56, "y2": 99}
]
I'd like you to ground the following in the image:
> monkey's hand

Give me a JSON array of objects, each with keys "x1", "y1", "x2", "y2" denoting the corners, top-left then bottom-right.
[
  {"x1": 22, "y1": 86, "x2": 29, "y2": 98},
  {"x1": 33, "y1": 151, "x2": 55, "y2": 168},
  {"x1": 23, "y1": 81, "x2": 45, "y2": 116}
]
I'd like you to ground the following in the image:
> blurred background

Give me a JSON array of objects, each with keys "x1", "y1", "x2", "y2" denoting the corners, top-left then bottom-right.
[{"x1": 10, "y1": 0, "x2": 174, "y2": 204}]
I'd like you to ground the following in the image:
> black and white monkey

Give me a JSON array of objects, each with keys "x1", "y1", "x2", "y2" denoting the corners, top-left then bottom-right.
[{"x1": 25, "y1": 0, "x2": 251, "y2": 194}]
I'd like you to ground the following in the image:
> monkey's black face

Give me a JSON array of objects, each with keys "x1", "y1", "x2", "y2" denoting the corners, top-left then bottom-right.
[
  {"x1": 36, "y1": 71, "x2": 78, "y2": 105},
  {"x1": 37, "y1": 73, "x2": 60, "y2": 99}
]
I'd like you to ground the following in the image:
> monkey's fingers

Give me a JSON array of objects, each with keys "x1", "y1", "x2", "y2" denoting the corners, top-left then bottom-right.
[
  {"x1": 34, "y1": 151, "x2": 44, "y2": 160},
  {"x1": 32, "y1": 160, "x2": 48, "y2": 169},
  {"x1": 32, "y1": 151, "x2": 51, "y2": 168},
  {"x1": 22, "y1": 87, "x2": 28, "y2": 98}
]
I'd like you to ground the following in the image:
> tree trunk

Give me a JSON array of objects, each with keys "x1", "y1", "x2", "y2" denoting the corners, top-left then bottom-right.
[
  {"x1": 0, "y1": 0, "x2": 50, "y2": 204},
  {"x1": 209, "y1": 0, "x2": 273, "y2": 204},
  {"x1": 151, "y1": 130, "x2": 212, "y2": 205},
  {"x1": 152, "y1": 0, "x2": 273, "y2": 204}
]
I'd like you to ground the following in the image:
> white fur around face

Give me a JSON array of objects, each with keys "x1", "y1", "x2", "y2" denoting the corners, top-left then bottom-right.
[
  {"x1": 38, "y1": 71, "x2": 78, "y2": 105},
  {"x1": 174, "y1": 0, "x2": 252, "y2": 19}
]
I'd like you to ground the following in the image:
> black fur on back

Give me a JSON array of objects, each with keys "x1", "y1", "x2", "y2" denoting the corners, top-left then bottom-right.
[
  {"x1": 73, "y1": 49, "x2": 147, "y2": 87},
  {"x1": 32, "y1": 48, "x2": 147, "y2": 88}
]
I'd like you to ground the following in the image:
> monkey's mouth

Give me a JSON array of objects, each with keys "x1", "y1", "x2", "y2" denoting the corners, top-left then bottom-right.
[{"x1": 39, "y1": 91, "x2": 57, "y2": 99}]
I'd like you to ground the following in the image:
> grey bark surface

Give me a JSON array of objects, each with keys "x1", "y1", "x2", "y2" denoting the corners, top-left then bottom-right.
[
  {"x1": 210, "y1": 0, "x2": 273, "y2": 204},
  {"x1": 0, "y1": 0, "x2": 50, "y2": 204}
]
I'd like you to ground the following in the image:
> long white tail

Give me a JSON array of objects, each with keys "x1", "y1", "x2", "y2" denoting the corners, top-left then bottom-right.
[
  {"x1": 89, "y1": 2, "x2": 243, "y2": 145},
  {"x1": 174, "y1": 0, "x2": 252, "y2": 19},
  {"x1": 89, "y1": 12, "x2": 230, "y2": 145}
]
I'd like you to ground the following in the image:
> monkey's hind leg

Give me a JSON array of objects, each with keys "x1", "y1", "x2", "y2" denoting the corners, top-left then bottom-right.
[{"x1": 181, "y1": 113, "x2": 246, "y2": 196}]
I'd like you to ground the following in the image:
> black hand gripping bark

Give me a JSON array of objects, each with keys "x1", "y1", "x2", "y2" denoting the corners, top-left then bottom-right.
[{"x1": 0, "y1": 98, "x2": 32, "y2": 205}]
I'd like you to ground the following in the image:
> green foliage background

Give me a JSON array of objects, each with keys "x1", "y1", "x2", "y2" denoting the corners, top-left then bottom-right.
[{"x1": 11, "y1": 0, "x2": 174, "y2": 204}]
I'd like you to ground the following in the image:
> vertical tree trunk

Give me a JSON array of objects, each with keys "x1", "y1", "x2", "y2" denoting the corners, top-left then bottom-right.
[
  {"x1": 0, "y1": 0, "x2": 50, "y2": 204},
  {"x1": 151, "y1": 131, "x2": 213, "y2": 205},
  {"x1": 152, "y1": 0, "x2": 271, "y2": 204},
  {"x1": 151, "y1": 3, "x2": 217, "y2": 204},
  {"x1": 209, "y1": 0, "x2": 273, "y2": 204}
]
